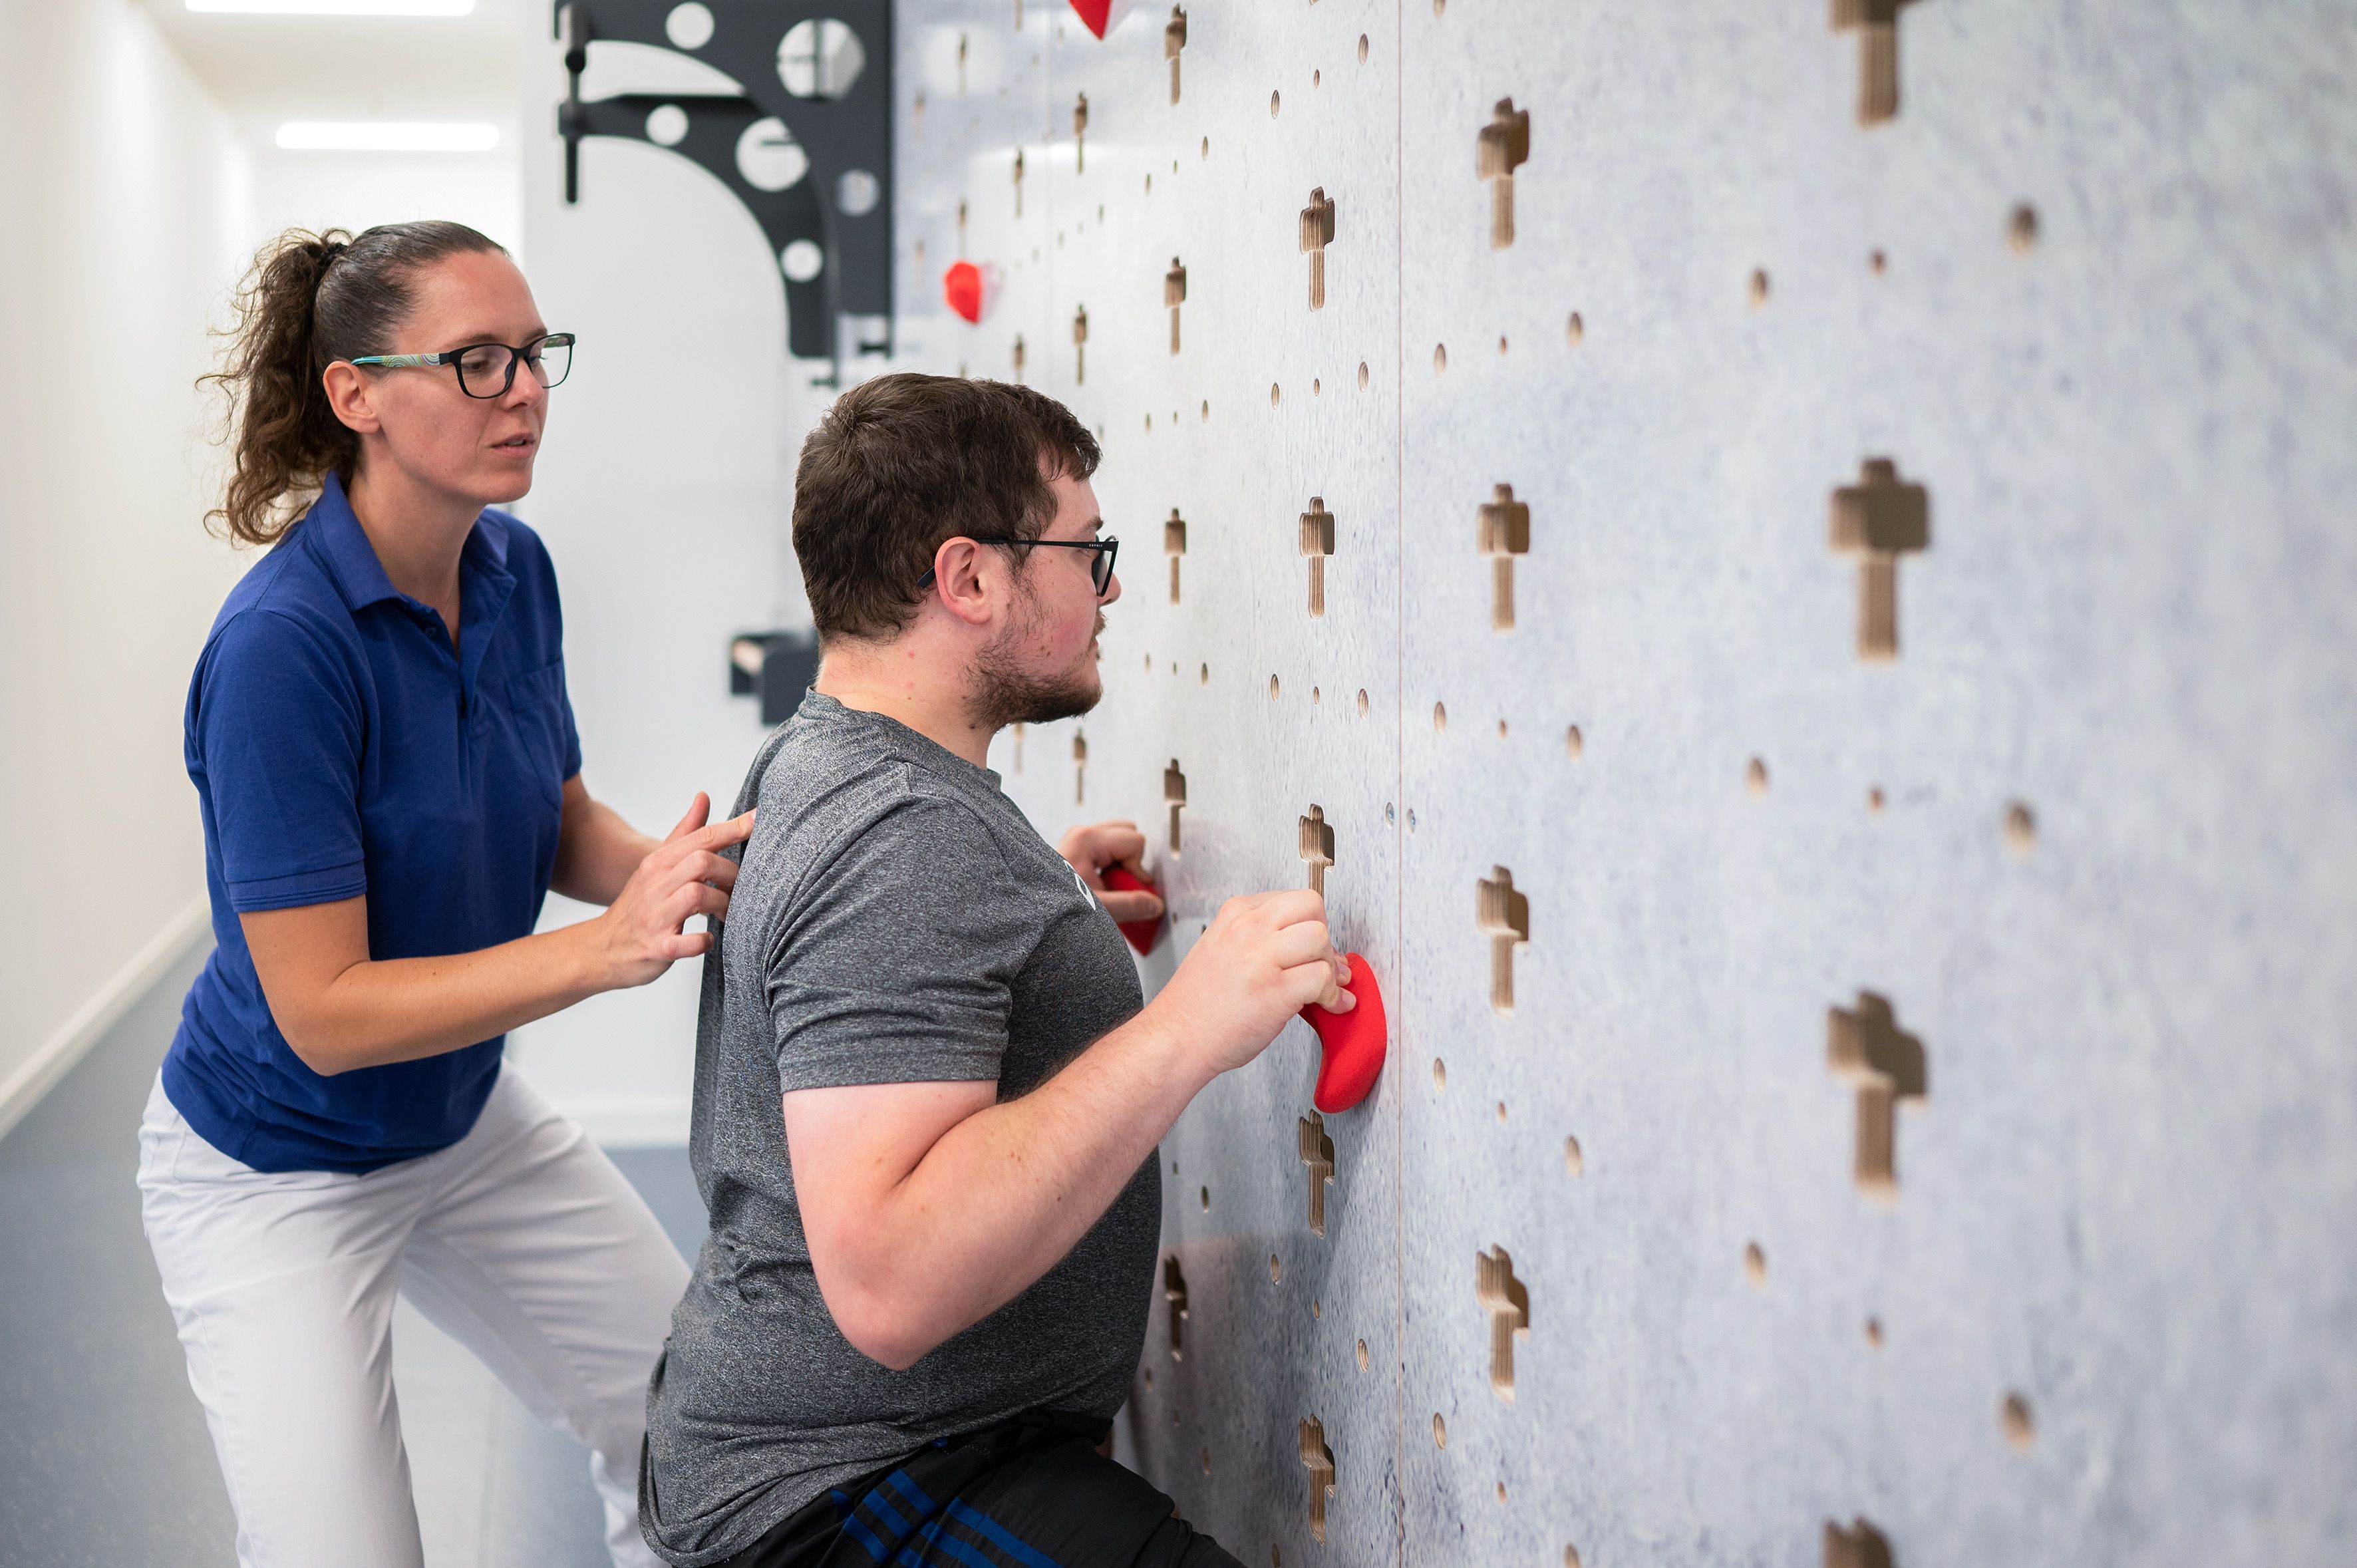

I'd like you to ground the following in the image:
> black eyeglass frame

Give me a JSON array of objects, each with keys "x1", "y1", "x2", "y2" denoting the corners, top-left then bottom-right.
[
  {"x1": 348, "y1": 332, "x2": 577, "y2": 400},
  {"x1": 916, "y1": 536, "x2": 1120, "y2": 596}
]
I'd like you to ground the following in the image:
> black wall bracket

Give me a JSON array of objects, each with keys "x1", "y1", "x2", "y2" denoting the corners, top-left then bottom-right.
[{"x1": 555, "y1": 1, "x2": 893, "y2": 373}]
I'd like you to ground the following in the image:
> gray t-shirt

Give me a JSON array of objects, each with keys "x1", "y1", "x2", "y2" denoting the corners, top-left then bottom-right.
[{"x1": 641, "y1": 691, "x2": 1158, "y2": 1566}]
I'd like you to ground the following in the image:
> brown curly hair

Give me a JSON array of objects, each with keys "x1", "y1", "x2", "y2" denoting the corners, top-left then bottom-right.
[{"x1": 202, "y1": 220, "x2": 506, "y2": 547}]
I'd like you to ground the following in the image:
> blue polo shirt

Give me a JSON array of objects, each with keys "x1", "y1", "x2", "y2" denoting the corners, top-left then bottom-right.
[{"x1": 163, "y1": 472, "x2": 581, "y2": 1174}]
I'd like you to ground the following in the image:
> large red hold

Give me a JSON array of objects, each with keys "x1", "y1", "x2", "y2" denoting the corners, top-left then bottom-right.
[
  {"x1": 943, "y1": 260, "x2": 985, "y2": 324},
  {"x1": 1066, "y1": 0, "x2": 1138, "y2": 41},
  {"x1": 1302, "y1": 953, "x2": 1387, "y2": 1114}
]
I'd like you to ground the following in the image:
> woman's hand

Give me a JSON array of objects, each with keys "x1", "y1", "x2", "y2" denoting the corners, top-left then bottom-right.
[
  {"x1": 1057, "y1": 820, "x2": 1165, "y2": 923},
  {"x1": 592, "y1": 792, "x2": 756, "y2": 988}
]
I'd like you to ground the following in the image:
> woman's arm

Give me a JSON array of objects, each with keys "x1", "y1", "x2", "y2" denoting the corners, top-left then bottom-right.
[
  {"x1": 242, "y1": 794, "x2": 752, "y2": 1076},
  {"x1": 551, "y1": 772, "x2": 661, "y2": 905}
]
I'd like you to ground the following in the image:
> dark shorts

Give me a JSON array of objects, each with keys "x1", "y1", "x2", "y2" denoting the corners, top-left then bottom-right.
[{"x1": 711, "y1": 1410, "x2": 1241, "y2": 1568}]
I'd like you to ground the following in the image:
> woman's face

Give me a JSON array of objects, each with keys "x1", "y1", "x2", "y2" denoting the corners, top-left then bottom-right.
[{"x1": 334, "y1": 249, "x2": 551, "y2": 509}]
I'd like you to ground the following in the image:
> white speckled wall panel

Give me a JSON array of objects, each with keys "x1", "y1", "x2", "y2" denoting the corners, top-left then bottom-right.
[{"x1": 887, "y1": 3, "x2": 2357, "y2": 1563}]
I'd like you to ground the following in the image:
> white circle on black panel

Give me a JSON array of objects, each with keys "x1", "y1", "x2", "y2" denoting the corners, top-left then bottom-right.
[
  {"x1": 836, "y1": 168, "x2": 880, "y2": 216},
  {"x1": 778, "y1": 18, "x2": 866, "y2": 100},
  {"x1": 735, "y1": 116, "x2": 810, "y2": 191},
  {"x1": 645, "y1": 103, "x2": 689, "y2": 147},
  {"x1": 665, "y1": 3, "x2": 714, "y2": 49},
  {"x1": 780, "y1": 240, "x2": 824, "y2": 281}
]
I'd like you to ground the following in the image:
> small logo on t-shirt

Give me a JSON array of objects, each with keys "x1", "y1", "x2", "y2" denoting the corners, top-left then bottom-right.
[{"x1": 1071, "y1": 865, "x2": 1097, "y2": 905}]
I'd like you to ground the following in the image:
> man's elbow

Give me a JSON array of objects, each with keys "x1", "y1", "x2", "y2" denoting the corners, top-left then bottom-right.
[{"x1": 815, "y1": 1251, "x2": 941, "y2": 1371}]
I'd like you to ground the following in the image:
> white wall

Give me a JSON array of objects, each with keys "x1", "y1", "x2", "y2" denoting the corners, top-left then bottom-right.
[
  {"x1": 0, "y1": 1, "x2": 253, "y2": 1130},
  {"x1": 500, "y1": 15, "x2": 816, "y2": 1144}
]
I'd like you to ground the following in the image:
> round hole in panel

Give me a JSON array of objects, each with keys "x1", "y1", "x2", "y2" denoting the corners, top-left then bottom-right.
[
  {"x1": 1564, "y1": 1134, "x2": 1583, "y2": 1174},
  {"x1": 736, "y1": 116, "x2": 810, "y2": 190},
  {"x1": 1270, "y1": 90, "x2": 1281, "y2": 118},
  {"x1": 1269, "y1": 675, "x2": 1281, "y2": 701},
  {"x1": 1432, "y1": 1412, "x2": 1447, "y2": 1448},
  {"x1": 664, "y1": 1, "x2": 714, "y2": 49},
  {"x1": 1357, "y1": 361, "x2": 1370, "y2": 389},
  {"x1": 780, "y1": 239, "x2": 824, "y2": 281},
  {"x1": 1199, "y1": 663, "x2": 1209, "y2": 684},
  {"x1": 1356, "y1": 1338, "x2": 1370, "y2": 1371},
  {"x1": 2009, "y1": 202, "x2": 2040, "y2": 253},
  {"x1": 1199, "y1": 1185, "x2": 1209, "y2": 1211},
  {"x1": 1357, "y1": 689, "x2": 1370, "y2": 717},
  {"x1": 837, "y1": 168, "x2": 881, "y2": 216},
  {"x1": 2002, "y1": 1392, "x2": 2036, "y2": 1449},
  {"x1": 1358, "y1": 34, "x2": 1369, "y2": 63},
  {"x1": 1565, "y1": 724, "x2": 1583, "y2": 760},
  {"x1": 1748, "y1": 267, "x2": 1771, "y2": 307},
  {"x1": 1744, "y1": 1242, "x2": 1768, "y2": 1287},
  {"x1": 645, "y1": 103, "x2": 689, "y2": 146},
  {"x1": 1269, "y1": 1253, "x2": 1281, "y2": 1283},
  {"x1": 1432, "y1": 701, "x2": 1448, "y2": 732},
  {"x1": 1434, "y1": 342, "x2": 1448, "y2": 373},
  {"x1": 777, "y1": 18, "x2": 867, "y2": 100},
  {"x1": 1431, "y1": 1057, "x2": 1446, "y2": 1090}
]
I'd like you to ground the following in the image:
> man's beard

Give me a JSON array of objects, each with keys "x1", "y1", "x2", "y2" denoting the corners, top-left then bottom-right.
[{"x1": 969, "y1": 596, "x2": 1105, "y2": 730}]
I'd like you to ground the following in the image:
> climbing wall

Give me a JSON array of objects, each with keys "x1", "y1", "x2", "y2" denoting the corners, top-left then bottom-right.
[{"x1": 888, "y1": 3, "x2": 2357, "y2": 1563}]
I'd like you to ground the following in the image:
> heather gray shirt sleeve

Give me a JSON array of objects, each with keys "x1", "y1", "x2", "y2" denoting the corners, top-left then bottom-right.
[{"x1": 766, "y1": 796, "x2": 1036, "y2": 1091}]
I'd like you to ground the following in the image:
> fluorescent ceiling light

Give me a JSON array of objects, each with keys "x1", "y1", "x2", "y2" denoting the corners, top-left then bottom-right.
[
  {"x1": 188, "y1": 1, "x2": 475, "y2": 15},
  {"x1": 277, "y1": 121, "x2": 500, "y2": 152}
]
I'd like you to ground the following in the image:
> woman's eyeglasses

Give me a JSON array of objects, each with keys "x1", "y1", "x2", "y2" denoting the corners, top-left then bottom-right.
[
  {"x1": 917, "y1": 536, "x2": 1120, "y2": 597},
  {"x1": 349, "y1": 333, "x2": 575, "y2": 399}
]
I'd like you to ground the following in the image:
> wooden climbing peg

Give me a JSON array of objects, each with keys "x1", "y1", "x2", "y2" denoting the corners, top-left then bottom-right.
[
  {"x1": 1298, "y1": 1112, "x2": 1334, "y2": 1236},
  {"x1": 1011, "y1": 333, "x2": 1026, "y2": 384},
  {"x1": 1070, "y1": 730, "x2": 1085, "y2": 804},
  {"x1": 955, "y1": 198, "x2": 967, "y2": 256},
  {"x1": 1164, "y1": 258, "x2": 1187, "y2": 353},
  {"x1": 1072, "y1": 305, "x2": 1087, "y2": 384},
  {"x1": 1164, "y1": 508, "x2": 1186, "y2": 603},
  {"x1": 956, "y1": 32, "x2": 967, "y2": 95},
  {"x1": 1164, "y1": 6, "x2": 1188, "y2": 103},
  {"x1": 1477, "y1": 484, "x2": 1529, "y2": 631},
  {"x1": 1827, "y1": 992, "x2": 1927, "y2": 1201},
  {"x1": 1162, "y1": 1256, "x2": 1188, "y2": 1359},
  {"x1": 1476, "y1": 1245, "x2": 1530, "y2": 1400},
  {"x1": 1072, "y1": 92, "x2": 1088, "y2": 172},
  {"x1": 1300, "y1": 496, "x2": 1335, "y2": 616},
  {"x1": 1299, "y1": 805, "x2": 1335, "y2": 897},
  {"x1": 1830, "y1": 0, "x2": 1919, "y2": 126},
  {"x1": 1298, "y1": 1417, "x2": 1336, "y2": 1543},
  {"x1": 1013, "y1": 147, "x2": 1024, "y2": 217},
  {"x1": 1824, "y1": 1517, "x2": 1895, "y2": 1568},
  {"x1": 1476, "y1": 867, "x2": 1529, "y2": 1016},
  {"x1": 1829, "y1": 458, "x2": 1929, "y2": 660},
  {"x1": 1477, "y1": 98, "x2": 1530, "y2": 249},
  {"x1": 1163, "y1": 759, "x2": 1187, "y2": 854},
  {"x1": 1299, "y1": 188, "x2": 1336, "y2": 310}
]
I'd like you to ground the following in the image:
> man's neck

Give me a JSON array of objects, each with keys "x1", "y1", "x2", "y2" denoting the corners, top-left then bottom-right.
[{"x1": 814, "y1": 634, "x2": 997, "y2": 768}]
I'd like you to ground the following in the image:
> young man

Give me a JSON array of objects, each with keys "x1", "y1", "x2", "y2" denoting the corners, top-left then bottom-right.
[{"x1": 640, "y1": 375, "x2": 1352, "y2": 1568}]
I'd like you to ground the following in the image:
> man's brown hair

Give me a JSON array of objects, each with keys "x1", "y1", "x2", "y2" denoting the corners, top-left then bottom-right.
[{"x1": 793, "y1": 373, "x2": 1102, "y2": 641}]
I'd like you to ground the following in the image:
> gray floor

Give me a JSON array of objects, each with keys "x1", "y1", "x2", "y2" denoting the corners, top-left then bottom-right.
[{"x1": 0, "y1": 942, "x2": 705, "y2": 1567}]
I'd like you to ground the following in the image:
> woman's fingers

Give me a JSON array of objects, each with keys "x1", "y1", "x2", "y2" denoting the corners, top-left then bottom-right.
[{"x1": 666, "y1": 791, "x2": 713, "y2": 842}]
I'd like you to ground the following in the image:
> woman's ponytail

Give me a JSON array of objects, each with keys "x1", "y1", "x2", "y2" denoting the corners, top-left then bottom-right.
[{"x1": 203, "y1": 220, "x2": 505, "y2": 548}]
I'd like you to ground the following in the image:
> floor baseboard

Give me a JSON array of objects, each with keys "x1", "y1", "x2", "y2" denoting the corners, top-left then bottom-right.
[{"x1": 0, "y1": 895, "x2": 211, "y2": 1144}]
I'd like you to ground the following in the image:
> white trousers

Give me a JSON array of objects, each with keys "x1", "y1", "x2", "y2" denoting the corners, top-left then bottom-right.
[{"x1": 137, "y1": 1067, "x2": 690, "y2": 1568}]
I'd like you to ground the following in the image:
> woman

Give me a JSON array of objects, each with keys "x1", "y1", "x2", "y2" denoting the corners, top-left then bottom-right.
[{"x1": 137, "y1": 220, "x2": 745, "y2": 1568}]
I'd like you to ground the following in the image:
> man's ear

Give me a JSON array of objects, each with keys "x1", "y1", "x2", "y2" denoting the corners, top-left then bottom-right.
[
  {"x1": 927, "y1": 536, "x2": 1000, "y2": 629},
  {"x1": 320, "y1": 361, "x2": 385, "y2": 436}
]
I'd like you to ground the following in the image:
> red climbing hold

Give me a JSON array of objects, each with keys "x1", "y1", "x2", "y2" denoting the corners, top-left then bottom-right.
[
  {"x1": 1303, "y1": 953, "x2": 1387, "y2": 1114},
  {"x1": 943, "y1": 260, "x2": 985, "y2": 324},
  {"x1": 1100, "y1": 863, "x2": 1164, "y2": 954},
  {"x1": 1066, "y1": 0, "x2": 1138, "y2": 41}
]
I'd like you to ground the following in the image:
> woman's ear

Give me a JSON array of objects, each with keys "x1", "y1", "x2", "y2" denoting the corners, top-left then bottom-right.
[{"x1": 320, "y1": 361, "x2": 385, "y2": 436}]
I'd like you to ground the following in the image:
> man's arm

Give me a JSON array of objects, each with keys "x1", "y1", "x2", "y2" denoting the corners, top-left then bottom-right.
[{"x1": 784, "y1": 888, "x2": 1352, "y2": 1371}]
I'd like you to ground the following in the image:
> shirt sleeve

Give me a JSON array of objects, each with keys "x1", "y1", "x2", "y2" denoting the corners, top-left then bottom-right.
[
  {"x1": 766, "y1": 794, "x2": 1042, "y2": 1092},
  {"x1": 193, "y1": 609, "x2": 369, "y2": 913}
]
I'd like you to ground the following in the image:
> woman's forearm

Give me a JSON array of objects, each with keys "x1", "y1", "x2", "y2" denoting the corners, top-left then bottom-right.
[
  {"x1": 552, "y1": 784, "x2": 660, "y2": 905},
  {"x1": 283, "y1": 919, "x2": 611, "y2": 1075}
]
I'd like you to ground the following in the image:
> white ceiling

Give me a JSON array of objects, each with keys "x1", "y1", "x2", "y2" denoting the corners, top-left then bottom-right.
[{"x1": 136, "y1": 0, "x2": 526, "y2": 133}]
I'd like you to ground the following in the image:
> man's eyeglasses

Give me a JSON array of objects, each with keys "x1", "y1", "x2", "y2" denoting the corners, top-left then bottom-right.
[
  {"x1": 349, "y1": 333, "x2": 576, "y2": 399},
  {"x1": 917, "y1": 536, "x2": 1120, "y2": 597}
]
